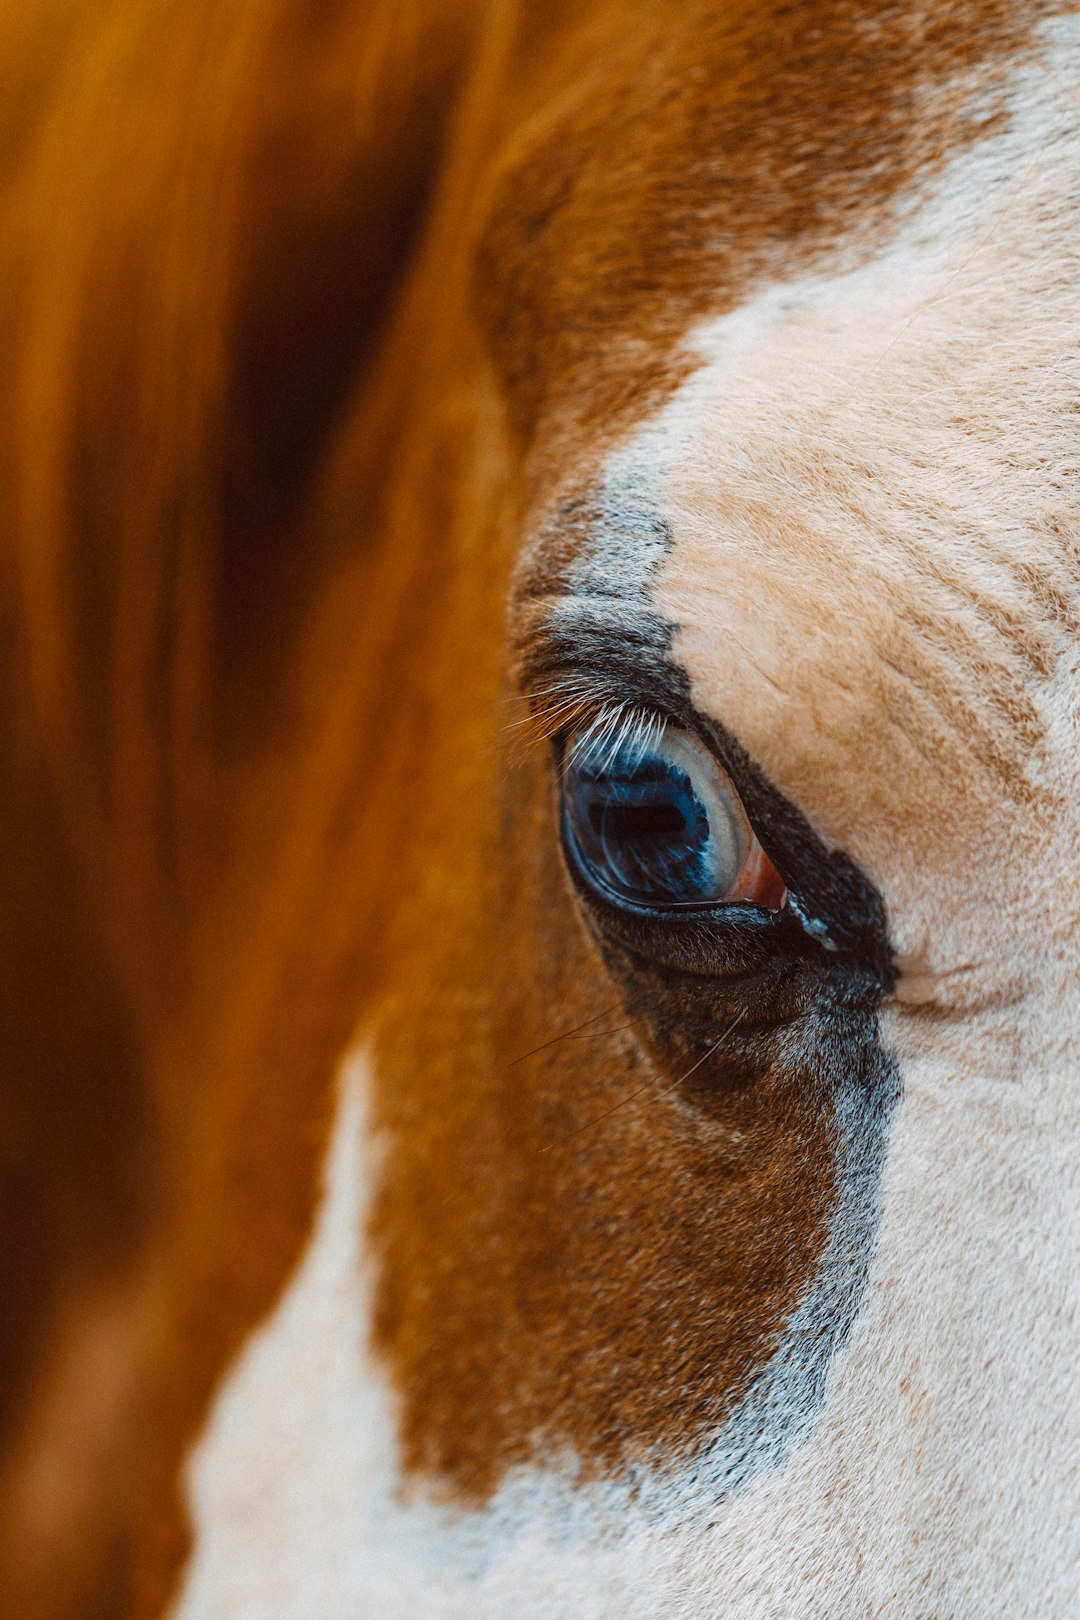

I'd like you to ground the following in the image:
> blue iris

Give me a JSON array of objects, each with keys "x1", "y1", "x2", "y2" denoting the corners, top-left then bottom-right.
[{"x1": 562, "y1": 725, "x2": 746, "y2": 907}]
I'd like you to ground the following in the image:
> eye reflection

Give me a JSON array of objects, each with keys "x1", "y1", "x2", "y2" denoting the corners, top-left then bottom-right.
[{"x1": 561, "y1": 716, "x2": 786, "y2": 912}]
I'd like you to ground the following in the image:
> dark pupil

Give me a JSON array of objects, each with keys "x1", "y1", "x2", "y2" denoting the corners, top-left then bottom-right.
[
  {"x1": 568, "y1": 755, "x2": 715, "y2": 905},
  {"x1": 587, "y1": 797, "x2": 687, "y2": 843}
]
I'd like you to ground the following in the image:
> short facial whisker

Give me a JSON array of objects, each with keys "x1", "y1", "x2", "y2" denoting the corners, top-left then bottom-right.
[{"x1": 537, "y1": 1010, "x2": 747, "y2": 1156}]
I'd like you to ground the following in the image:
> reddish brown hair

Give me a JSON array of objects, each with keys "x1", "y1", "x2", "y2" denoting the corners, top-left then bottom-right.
[{"x1": 0, "y1": 1, "x2": 497, "y2": 1612}]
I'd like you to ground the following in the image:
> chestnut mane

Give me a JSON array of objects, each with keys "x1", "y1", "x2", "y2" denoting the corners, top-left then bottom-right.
[{"x1": 0, "y1": 2, "x2": 489, "y2": 1611}]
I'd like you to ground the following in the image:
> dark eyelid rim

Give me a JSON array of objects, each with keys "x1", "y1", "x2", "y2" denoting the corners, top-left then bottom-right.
[
  {"x1": 520, "y1": 599, "x2": 895, "y2": 987},
  {"x1": 558, "y1": 797, "x2": 832, "y2": 988}
]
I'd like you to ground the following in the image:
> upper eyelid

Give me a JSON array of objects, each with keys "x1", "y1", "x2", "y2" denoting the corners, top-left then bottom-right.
[{"x1": 511, "y1": 587, "x2": 681, "y2": 694}]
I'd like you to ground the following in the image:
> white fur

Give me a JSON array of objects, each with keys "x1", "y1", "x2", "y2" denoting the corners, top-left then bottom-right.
[
  {"x1": 173, "y1": 1044, "x2": 1080, "y2": 1617},
  {"x1": 173, "y1": 29, "x2": 1080, "y2": 1620}
]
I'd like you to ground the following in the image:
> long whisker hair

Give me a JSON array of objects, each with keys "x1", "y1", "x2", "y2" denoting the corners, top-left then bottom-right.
[{"x1": 538, "y1": 1010, "x2": 746, "y2": 1155}]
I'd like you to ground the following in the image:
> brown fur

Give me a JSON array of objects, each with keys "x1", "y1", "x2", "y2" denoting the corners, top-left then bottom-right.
[
  {"x1": 0, "y1": 0, "x2": 1064, "y2": 1614},
  {"x1": 369, "y1": 733, "x2": 838, "y2": 1498}
]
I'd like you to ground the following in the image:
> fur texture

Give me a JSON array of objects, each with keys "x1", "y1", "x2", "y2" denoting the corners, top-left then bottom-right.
[
  {"x1": 3, "y1": 1, "x2": 1080, "y2": 1616},
  {"x1": 175, "y1": 22, "x2": 1080, "y2": 1618}
]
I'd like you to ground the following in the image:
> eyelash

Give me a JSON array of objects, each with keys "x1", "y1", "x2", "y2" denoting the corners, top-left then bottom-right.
[{"x1": 560, "y1": 702, "x2": 667, "y2": 772}]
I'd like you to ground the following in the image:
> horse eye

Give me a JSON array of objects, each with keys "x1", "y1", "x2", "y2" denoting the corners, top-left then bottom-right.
[{"x1": 561, "y1": 721, "x2": 786, "y2": 912}]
